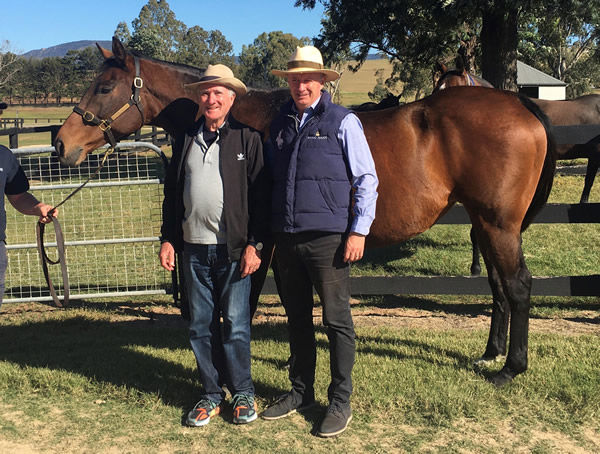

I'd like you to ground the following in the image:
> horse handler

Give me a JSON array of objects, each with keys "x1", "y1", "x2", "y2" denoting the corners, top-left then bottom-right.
[
  {"x1": 158, "y1": 64, "x2": 269, "y2": 426},
  {"x1": 0, "y1": 103, "x2": 56, "y2": 310},
  {"x1": 261, "y1": 46, "x2": 378, "y2": 437}
]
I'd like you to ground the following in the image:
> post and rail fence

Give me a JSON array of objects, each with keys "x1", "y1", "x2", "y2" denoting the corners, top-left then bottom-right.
[{"x1": 1, "y1": 123, "x2": 599, "y2": 304}]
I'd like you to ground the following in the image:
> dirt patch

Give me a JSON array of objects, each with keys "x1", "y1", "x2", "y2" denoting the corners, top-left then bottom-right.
[{"x1": 2, "y1": 298, "x2": 599, "y2": 336}]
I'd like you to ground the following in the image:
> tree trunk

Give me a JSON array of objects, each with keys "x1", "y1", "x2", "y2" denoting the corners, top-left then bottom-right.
[{"x1": 480, "y1": 2, "x2": 519, "y2": 91}]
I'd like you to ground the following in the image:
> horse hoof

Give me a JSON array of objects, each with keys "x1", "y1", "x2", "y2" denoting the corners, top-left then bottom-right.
[
  {"x1": 488, "y1": 367, "x2": 516, "y2": 387},
  {"x1": 473, "y1": 355, "x2": 505, "y2": 368},
  {"x1": 470, "y1": 266, "x2": 481, "y2": 277}
]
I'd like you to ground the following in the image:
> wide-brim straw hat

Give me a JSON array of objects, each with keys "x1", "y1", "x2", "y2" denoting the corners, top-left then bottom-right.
[
  {"x1": 185, "y1": 64, "x2": 247, "y2": 96},
  {"x1": 271, "y1": 46, "x2": 340, "y2": 82}
]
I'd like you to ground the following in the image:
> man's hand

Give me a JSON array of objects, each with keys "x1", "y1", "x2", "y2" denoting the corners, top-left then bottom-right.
[
  {"x1": 344, "y1": 232, "x2": 366, "y2": 263},
  {"x1": 159, "y1": 242, "x2": 176, "y2": 271},
  {"x1": 240, "y1": 244, "x2": 262, "y2": 278},
  {"x1": 36, "y1": 203, "x2": 57, "y2": 224}
]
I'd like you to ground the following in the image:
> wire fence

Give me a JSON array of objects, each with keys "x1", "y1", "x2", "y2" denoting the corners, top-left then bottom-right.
[{"x1": 4, "y1": 143, "x2": 170, "y2": 303}]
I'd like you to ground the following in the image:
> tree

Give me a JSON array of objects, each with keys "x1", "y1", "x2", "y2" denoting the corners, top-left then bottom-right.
[
  {"x1": 295, "y1": 0, "x2": 600, "y2": 93},
  {"x1": 0, "y1": 40, "x2": 20, "y2": 91},
  {"x1": 176, "y1": 26, "x2": 235, "y2": 68},
  {"x1": 238, "y1": 31, "x2": 310, "y2": 89},
  {"x1": 114, "y1": 21, "x2": 132, "y2": 45},
  {"x1": 130, "y1": 0, "x2": 186, "y2": 61},
  {"x1": 518, "y1": 4, "x2": 600, "y2": 96}
]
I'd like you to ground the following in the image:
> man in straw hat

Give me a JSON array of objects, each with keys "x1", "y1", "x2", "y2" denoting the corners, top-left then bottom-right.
[
  {"x1": 159, "y1": 64, "x2": 269, "y2": 427},
  {"x1": 261, "y1": 46, "x2": 378, "y2": 437}
]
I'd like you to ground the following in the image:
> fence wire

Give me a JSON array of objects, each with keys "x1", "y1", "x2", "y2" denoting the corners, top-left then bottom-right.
[{"x1": 4, "y1": 145, "x2": 170, "y2": 303}]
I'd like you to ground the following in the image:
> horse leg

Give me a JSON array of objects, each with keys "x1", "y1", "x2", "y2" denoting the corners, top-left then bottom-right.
[
  {"x1": 580, "y1": 152, "x2": 600, "y2": 203},
  {"x1": 473, "y1": 265, "x2": 509, "y2": 366},
  {"x1": 469, "y1": 227, "x2": 482, "y2": 276},
  {"x1": 471, "y1": 227, "x2": 509, "y2": 365},
  {"x1": 477, "y1": 226, "x2": 532, "y2": 386}
]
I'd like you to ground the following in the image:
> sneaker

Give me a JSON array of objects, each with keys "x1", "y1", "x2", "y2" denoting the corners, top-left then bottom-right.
[
  {"x1": 186, "y1": 399, "x2": 221, "y2": 427},
  {"x1": 261, "y1": 391, "x2": 316, "y2": 420},
  {"x1": 317, "y1": 402, "x2": 352, "y2": 437},
  {"x1": 232, "y1": 393, "x2": 258, "y2": 424}
]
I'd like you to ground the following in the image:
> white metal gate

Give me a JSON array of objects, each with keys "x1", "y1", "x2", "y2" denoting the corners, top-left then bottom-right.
[{"x1": 4, "y1": 142, "x2": 170, "y2": 303}]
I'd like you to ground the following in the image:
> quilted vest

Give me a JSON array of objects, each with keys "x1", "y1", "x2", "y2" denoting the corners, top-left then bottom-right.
[{"x1": 270, "y1": 91, "x2": 352, "y2": 233}]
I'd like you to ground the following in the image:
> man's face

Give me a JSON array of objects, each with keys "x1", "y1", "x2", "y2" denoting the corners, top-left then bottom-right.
[
  {"x1": 199, "y1": 84, "x2": 235, "y2": 124},
  {"x1": 287, "y1": 73, "x2": 325, "y2": 112}
]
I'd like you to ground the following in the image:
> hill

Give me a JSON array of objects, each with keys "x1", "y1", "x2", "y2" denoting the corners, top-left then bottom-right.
[{"x1": 21, "y1": 40, "x2": 112, "y2": 59}]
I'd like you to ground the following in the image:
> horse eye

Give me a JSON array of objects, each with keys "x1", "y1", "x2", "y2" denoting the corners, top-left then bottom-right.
[{"x1": 96, "y1": 83, "x2": 115, "y2": 95}]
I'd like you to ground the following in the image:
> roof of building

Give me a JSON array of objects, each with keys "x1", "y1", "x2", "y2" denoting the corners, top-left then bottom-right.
[{"x1": 517, "y1": 60, "x2": 566, "y2": 87}]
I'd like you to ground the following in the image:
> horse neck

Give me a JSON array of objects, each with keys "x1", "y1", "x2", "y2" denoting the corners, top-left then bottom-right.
[{"x1": 139, "y1": 58, "x2": 204, "y2": 135}]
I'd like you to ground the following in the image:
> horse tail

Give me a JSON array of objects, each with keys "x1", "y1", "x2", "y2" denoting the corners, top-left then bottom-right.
[{"x1": 518, "y1": 94, "x2": 557, "y2": 232}]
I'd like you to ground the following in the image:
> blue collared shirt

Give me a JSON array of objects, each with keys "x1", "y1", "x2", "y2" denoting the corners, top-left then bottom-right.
[{"x1": 294, "y1": 96, "x2": 378, "y2": 235}]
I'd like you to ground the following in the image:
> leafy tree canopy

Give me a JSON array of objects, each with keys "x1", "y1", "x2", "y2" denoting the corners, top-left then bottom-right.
[{"x1": 238, "y1": 31, "x2": 311, "y2": 89}]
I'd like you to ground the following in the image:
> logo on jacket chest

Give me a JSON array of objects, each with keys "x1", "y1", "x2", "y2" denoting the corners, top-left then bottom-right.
[{"x1": 306, "y1": 130, "x2": 328, "y2": 140}]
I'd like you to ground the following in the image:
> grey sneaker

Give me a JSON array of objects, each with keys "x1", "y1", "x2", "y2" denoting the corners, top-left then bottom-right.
[
  {"x1": 186, "y1": 398, "x2": 221, "y2": 427},
  {"x1": 232, "y1": 393, "x2": 258, "y2": 424},
  {"x1": 261, "y1": 391, "x2": 316, "y2": 420},
  {"x1": 317, "y1": 402, "x2": 352, "y2": 437}
]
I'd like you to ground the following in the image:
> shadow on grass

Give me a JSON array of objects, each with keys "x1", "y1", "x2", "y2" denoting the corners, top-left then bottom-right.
[{"x1": 0, "y1": 313, "x2": 285, "y2": 411}]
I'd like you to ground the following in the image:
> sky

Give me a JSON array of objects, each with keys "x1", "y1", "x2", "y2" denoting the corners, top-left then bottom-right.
[{"x1": 2, "y1": 0, "x2": 326, "y2": 55}]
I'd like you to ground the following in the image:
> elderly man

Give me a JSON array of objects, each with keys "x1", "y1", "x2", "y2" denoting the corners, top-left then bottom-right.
[
  {"x1": 261, "y1": 47, "x2": 378, "y2": 437},
  {"x1": 159, "y1": 64, "x2": 268, "y2": 426}
]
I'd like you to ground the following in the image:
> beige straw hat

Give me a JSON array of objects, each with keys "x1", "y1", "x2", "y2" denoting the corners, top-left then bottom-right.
[
  {"x1": 271, "y1": 46, "x2": 340, "y2": 82},
  {"x1": 185, "y1": 64, "x2": 247, "y2": 96}
]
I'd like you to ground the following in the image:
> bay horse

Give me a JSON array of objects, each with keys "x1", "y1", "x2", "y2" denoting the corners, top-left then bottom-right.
[
  {"x1": 55, "y1": 37, "x2": 556, "y2": 387},
  {"x1": 435, "y1": 64, "x2": 600, "y2": 276},
  {"x1": 434, "y1": 63, "x2": 600, "y2": 204}
]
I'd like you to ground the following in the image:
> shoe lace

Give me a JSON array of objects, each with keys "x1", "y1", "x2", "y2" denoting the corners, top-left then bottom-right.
[
  {"x1": 327, "y1": 402, "x2": 345, "y2": 417},
  {"x1": 233, "y1": 393, "x2": 253, "y2": 409},
  {"x1": 194, "y1": 398, "x2": 216, "y2": 411}
]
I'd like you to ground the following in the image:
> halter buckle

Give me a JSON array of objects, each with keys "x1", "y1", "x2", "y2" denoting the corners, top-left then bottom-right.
[
  {"x1": 133, "y1": 77, "x2": 143, "y2": 89},
  {"x1": 83, "y1": 111, "x2": 95, "y2": 122},
  {"x1": 98, "y1": 120, "x2": 111, "y2": 132}
]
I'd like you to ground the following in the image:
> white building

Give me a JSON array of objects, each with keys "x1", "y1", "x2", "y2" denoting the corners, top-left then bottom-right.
[{"x1": 517, "y1": 60, "x2": 567, "y2": 100}]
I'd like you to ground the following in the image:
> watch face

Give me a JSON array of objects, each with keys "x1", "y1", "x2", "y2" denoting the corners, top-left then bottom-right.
[{"x1": 255, "y1": 242, "x2": 263, "y2": 251}]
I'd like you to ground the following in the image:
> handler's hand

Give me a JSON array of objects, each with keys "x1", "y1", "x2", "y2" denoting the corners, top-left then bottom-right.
[
  {"x1": 240, "y1": 244, "x2": 262, "y2": 278},
  {"x1": 159, "y1": 242, "x2": 176, "y2": 271},
  {"x1": 37, "y1": 203, "x2": 57, "y2": 224},
  {"x1": 344, "y1": 232, "x2": 365, "y2": 263}
]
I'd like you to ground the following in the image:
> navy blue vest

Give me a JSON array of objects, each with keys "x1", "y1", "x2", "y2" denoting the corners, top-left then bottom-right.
[{"x1": 270, "y1": 91, "x2": 352, "y2": 233}]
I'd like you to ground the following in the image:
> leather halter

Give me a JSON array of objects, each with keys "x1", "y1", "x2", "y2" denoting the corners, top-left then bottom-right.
[{"x1": 72, "y1": 56, "x2": 145, "y2": 147}]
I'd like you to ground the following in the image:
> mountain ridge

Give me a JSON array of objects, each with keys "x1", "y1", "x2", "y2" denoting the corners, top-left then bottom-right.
[{"x1": 22, "y1": 40, "x2": 113, "y2": 59}]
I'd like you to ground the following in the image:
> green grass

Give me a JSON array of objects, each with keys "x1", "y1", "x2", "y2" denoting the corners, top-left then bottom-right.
[{"x1": 0, "y1": 302, "x2": 598, "y2": 453}]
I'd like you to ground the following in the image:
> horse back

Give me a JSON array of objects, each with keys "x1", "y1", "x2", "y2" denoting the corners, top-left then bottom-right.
[
  {"x1": 533, "y1": 94, "x2": 600, "y2": 125},
  {"x1": 358, "y1": 87, "x2": 550, "y2": 246}
]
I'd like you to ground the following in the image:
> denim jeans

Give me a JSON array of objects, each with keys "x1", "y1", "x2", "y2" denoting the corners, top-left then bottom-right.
[
  {"x1": 274, "y1": 232, "x2": 355, "y2": 406},
  {"x1": 182, "y1": 243, "x2": 254, "y2": 403}
]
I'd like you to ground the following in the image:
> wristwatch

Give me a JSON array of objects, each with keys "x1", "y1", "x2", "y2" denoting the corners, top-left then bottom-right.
[{"x1": 250, "y1": 241, "x2": 263, "y2": 251}]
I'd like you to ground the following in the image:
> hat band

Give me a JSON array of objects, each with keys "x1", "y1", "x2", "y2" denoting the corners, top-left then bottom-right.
[
  {"x1": 287, "y1": 60, "x2": 324, "y2": 70},
  {"x1": 199, "y1": 75, "x2": 222, "y2": 82}
]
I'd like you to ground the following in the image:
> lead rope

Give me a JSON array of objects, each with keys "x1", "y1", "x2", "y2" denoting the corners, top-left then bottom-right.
[{"x1": 36, "y1": 147, "x2": 115, "y2": 307}]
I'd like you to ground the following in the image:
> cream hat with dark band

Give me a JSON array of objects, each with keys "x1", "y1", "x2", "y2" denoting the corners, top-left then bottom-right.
[
  {"x1": 271, "y1": 46, "x2": 340, "y2": 82},
  {"x1": 185, "y1": 64, "x2": 247, "y2": 96}
]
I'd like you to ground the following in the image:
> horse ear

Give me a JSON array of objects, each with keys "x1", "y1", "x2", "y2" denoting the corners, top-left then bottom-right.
[
  {"x1": 437, "y1": 62, "x2": 448, "y2": 73},
  {"x1": 111, "y1": 36, "x2": 128, "y2": 65},
  {"x1": 96, "y1": 43, "x2": 113, "y2": 60}
]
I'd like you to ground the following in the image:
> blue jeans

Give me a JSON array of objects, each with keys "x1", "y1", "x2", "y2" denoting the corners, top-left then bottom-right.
[{"x1": 182, "y1": 243, "x2": 254, "y2": 403}]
